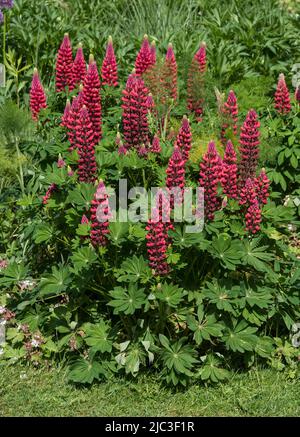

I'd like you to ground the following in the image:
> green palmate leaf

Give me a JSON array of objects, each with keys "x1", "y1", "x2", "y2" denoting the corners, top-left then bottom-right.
[
  {"x1": 76, "y1": 222, "x2": 90, "y2": 236},
  {"x1": 39, "y1": 265, "x2": 72, "y2": 296},
  {"x1": 241, "y1": 239, "x2": 276, "y2": 278},
  {"x1": 33, "y1": 223, "x2": 55, "y2": 244},
  {"x1": 201, "y1": 281, "x2": 238, "y2": 313},
  {"x1": 223, "y1": 319, "x2": 258, "y2": 352},
  {"x1": 71, "y1": 246, "x2": 97, "y2": 272},
  {"x1": 66, "y1": 183, "x2": 95, "y2": 209},
  {"x1": 255, "y1": 336, "x2": 274, "y2": 358},
  {"x1": 208, "y1": 234, "x2": 243, "y2": 270},
  {"x1": 83, "y1": 320, "x2": 113, "y2": 353},
  {"x1": 108, "y1": 221, "x2": 129, "y2": 246},
  {"x1": 187, "y1": 305, "x2": 223, "y2": 345},
  {"x1": 156, "y1": 283, "x2": 184, "y2": 307},
  {"x1": 116, "y1": 255, "x2": 151, "y2": 283},
  {"x1": 0, "y1": 262, "x2": 28, "y2": 287},
  {"x1": 68, "y1": 358, "x2": 104, "y2": 384},
  {"x1": 169, "y1": 225, "x2": 209, "y2": 250},
  {"x1": 108, "y1": 283, "x2": 146, "y2": 315},
  {"x1": 198, "y1": 354, "x2": 230, "y2": 382}
]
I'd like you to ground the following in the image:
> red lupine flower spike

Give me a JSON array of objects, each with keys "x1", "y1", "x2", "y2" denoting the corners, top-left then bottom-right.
[
  {"x1": 239, "y1": 177, "x2": 257, "y2": 206},
  {"x1": 150, "y1": 41, "x2": 156, "y2": 66},
  {"x1": 245, "y1": 197, "x2": 261, "y2": 234},
  {"x1": 82, "y1": 58, "x2": 102, "y2": 145},
  {"x1": 90, "y1": 180, "x2": 111, "y2": 247},
  {"x1": 274, "y1": 73, "x2": 291, "y2": 115},
  {"x1": 164, "y1": 42, "x2": 178, "y2": 101},
  {"x1": 221, "y1": 89, "x2": 238, "y2": 144},
  {"x1": 81, "y1": 214, "x2": 89, "y2": 224},
  {"x1": 55, "y1": 33, "x2": 74, "y2": 92},
  {"x1": 187, "y1": 41, "x2": 207, "y2": 122},
  {"x1": 135, "y1": 34, "x2": 153, "y2": 75},
  {"x1": 221, "y1": 140, "x2": 238, "y2": 199},
  {"x1": 30, "y1": 68, "x2": 47, "y2": 121},
  {"x1": 72, "y1": 43, "x2": 86, "y2": 87},
  {"x1": 238, "y1": 109, "x2": 260, "y2": 185},
  {"x1": 61, "y1": 99, "x2": 71, "y2": 127},
  {"x1": 166, "y1": 145, "x2": 186, "y2": 206},
  {"x1": 101, "y1": 36, "x2": 118, "y2": 87},
  {"x1": 121, "y1": 70, "x2": 150, "y2": 150},
  {"x1": 295, "y1": 86, "x2": 300, "y2": 102},
  {"x1": 150, "y1": 134, "x2": 161, "y2": 153},
  {"x1": 255, "y1": 169, "x2": 270, "y2": 205},
  {"x1": 199, "y1": 141, "x2": 221, "y2": 221},
  {"x1": 146, "y1": 207, "x2": 170, "y2": 276},
  {"x1": 42, "y1": 183, "x2": 56, "y2": 205},
  {"x1": 66, "y1": 87, "x2": 84, "y2": 151},
  {"x1": 175, "y1": 115, "x2": 192, "y2": 161},
  {"x1": 75, "y1": 105, "x2": 97, "y2": 183},
  {"x1": 118, "y1": 140, "x2": 127, "y2": 155}
]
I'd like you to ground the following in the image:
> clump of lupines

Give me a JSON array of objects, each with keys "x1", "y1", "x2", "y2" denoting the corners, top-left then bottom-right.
[
  {"x1": 166, "y1": 145, "x2": 185, "y2": 206},
  {"x1": 55, "y1": 33, "x2": 74, "y2": 92},
  {"x1": 66, "y1": 88, "x2": 84, "y2": 150},
  {"x1": 238, "y1": 109, "x2": 260, "y2": 185},
  {"x1": 274, "y1": 73, "x2": 291, "y2": 115},
  {"x1": 221, "y1": 90, "x2": 238, "y2": 144},
  {"x1": 135, "y1": 35, "x2": 155, "y2": 75},
  {"x1": 164, "y1": 43, "x2": 177, "y2": 101},
  {"x1": 75, "y1": 105, "x2": 97, "y2": 183},
  {"x1": 82, "y1": 55, "x2": 102, "y2": 145},
  {"x1": 221, "y1": 140, "x2": 238, "y2": 199},
  {"x1": 199, "y1": 141, "x2": 221, "y2": 221},
  {"x1": 90, "y1": 180, "x2": 111, "y2": 247},
  {"x1": 121, "y1": 70, "x2": 150, "y2": 151},
  {"x1": 187, "y1": 41, "x2": 206, "y2": 122},
  {"x1": 42, "y1": 184, "x2": 56, "y2": 205},
  {"x1": 29, "y1": 68, "x2": 47, "y2": 121},
  {"x1": 175, "y1": 116, "x2": 192, "y2": 161},
  {"x1": 72, "y1": 43, "x2": 86, "y2": 87},
  {"x1": 255, "y1": 169, "x2": 270, "y2": 205},
  {"x1": 61, "y1": 99, "x2": 71, "y2": 127},
  {"x1": 150, "y1": 134, "x2": 161, "y2": 153},
  {"x1": 146, "y1": 207, "x2": 170, "y2": 276},
  {"x1": 101, "y1": 36, "x2": 118, "y2": 87},
  {"x1": 245, "y1": 197, "x2": 261, "y2": 234}
]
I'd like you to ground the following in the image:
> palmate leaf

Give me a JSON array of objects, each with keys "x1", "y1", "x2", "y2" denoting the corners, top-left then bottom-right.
[
  {"x1": 241, "y1": 239, "x2": 275, "y2": 277},
  {"x1": 198, "y1": 354, "x2": 230, "y2": 382},
  {"x1": 169, "y1": 225, "x2": 209, "y2": 250},
  {"x1": 68, "y1": 358, "x2": 104, "y2": 384},
  {"x1": 66, "y1": 183, "x2": 95, "y2": 209},
  {"x1": 208, "y1": 234, "x2": 243, "y2": 270},
  {"x1": 108, "y1": 221, "x2": 129, "y2": 246},
  {"x1": 83, "y1": 320, "x2": 112, "y2": 353},
  {"x1": 156, "y1": 283, "x2": 184, "y2": 308},
  {"x1": 115, "y1": 255, "x2": 151, "y2": 283},
  {"x1": 201, "y1": 280, "x2": 239, "y2": 313},
  {"x1": 159, "y1": 335, "x2": 198, "y2": 377},
  {"x1": 223, "y1": 319, "x2": 258, "y2": 353},
  {"x1": 71, "y1": 246, "x2": 97, "y2": 272},
  {"x1": 33, "y1": 223, "x2": 56, "y2": 244},
  {"x1": 0, "y1": 261, "x2": 28, "y2": 287},
  {"x1": 187, "y1": 305, "x2": 223, "y2": 345},
  {"x1": 108, "y1": 283, "x2": 147, "y2": 315},
  {"x1": 39, "y1": 265, "x2": 72, "y2": 296}
]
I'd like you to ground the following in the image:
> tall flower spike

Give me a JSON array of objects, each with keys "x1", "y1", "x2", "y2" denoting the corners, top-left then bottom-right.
[
  {"x1": 146, "y1": 207, "x2": 170, "y2": 276},
  {"x1": 239, "y1": 177, "x2": 257, "y2": 206},
  {"x1": 164, "y1": 43, "x2": 178, "y2": 101},
  {"x1": 221, "y1": 140, "x2": 238, "y2": 199},
  {"x1": 255, "y1": 169, "x2": 270, "y2": 205},
  {"x1": 150, "y1": 41, "x2": 156, "y2": 66},
  {"x1": 238, "y1": 109, "x2": 260, "y2": 185},
  {"x1": 66, "y1": 88, "x2": 84, "y2": 151},
  {"x1": 135, "y1": 34, "x2": 153, "y2": 76},
  {"x1": 121, "y1": 70, "x2": 150, "y2": 150},
  {"x1": 199, "y1": 141, "x2": 221, "y2": 221},
  {"x1": 245, "y1": 197, "x2": 261, "y2": 234},
  {"x1": 221, "y1": 90, "x2": 238, "y2": 144},
  {"x1": 72, "y1": 43, "x2": 86, "y2": 87},
  {"x1": 29, "y1": 68, "x2": 47, "y2": 121},
  {"x1": 175, "y1": 115, "x2": 192, "y2": 161},
  {"x1": 61, "y1": 99, "x2": 71, "y2": 127},
  {"x1": 75, "y1": 105, "x2": 97, "y2": 183},
  {"x1": 166, "y1": 145, "x2": 185, "y2": 206},
  {"x1": 274, "y1": 73, "x2": 291, "y2": 115},
  {"x1": 150, "y1": 134, "x2": 161, "y2": 153},
  {"x1": 187, "y1": 41, "x2": 207, "y2": 122},
  {"x1": 90, "y1": 180, "x2": 111, "y2": 247},
  {"x1": 101, "y1": 36, "x2": 118, "y2": 87},
  {"x1": 55, "y1": 33, "x2": 74, "y2": 92},
  {"x1": 82, "y1": 58, "x2": 102, "y2": 145}
]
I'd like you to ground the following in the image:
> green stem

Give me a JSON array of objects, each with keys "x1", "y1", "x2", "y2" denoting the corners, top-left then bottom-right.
[{"x1": 15, "y1": 137, "x2": 25, "y2": 195}]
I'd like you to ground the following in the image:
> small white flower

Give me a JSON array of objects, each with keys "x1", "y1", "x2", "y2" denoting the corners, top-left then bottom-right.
[
  {"x1": 0, "y1": 306, "x2": 6, "y2": 315},
  {"x1": 31, "y1": 339, "x2": 40, "y2": 348},
  {"x1": 20, "y1": 372, "x2": 27, "y2": 380}
]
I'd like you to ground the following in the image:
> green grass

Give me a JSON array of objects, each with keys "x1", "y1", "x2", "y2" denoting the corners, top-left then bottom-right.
[{"x1": 0, "y1": 366, "x2": 299, "y2": 416}]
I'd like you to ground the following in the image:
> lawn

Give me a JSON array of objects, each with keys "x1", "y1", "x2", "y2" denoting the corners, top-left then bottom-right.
[{"x1": 0, "y1": 366, "x2": 299, "y2": 417}]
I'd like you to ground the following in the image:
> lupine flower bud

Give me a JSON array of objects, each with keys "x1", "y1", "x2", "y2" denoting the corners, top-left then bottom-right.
[
  {"x1": 42, "y1": 183, "x2": 56, "y2": 205},
  {"x1": 66, "y1": 88, "x2": 84, "y2": 150},
  {"x1": 238, "y1": 109, "x2": 260, "y2": 184},
  {"x1": 118, "y1": 140, "x2": 127, "y2": 155},
  {"x1": 164, "y1": 43, "x2": 178, "y2": 101},
  {"x1": 29, "y1": 68, "x2": 47, "y2": 121},
  {"x1": 90, "y1": 180, "x2": 111, "y2": 246},
  {"x1": 199, "y1": 141, "x2": 221, "y2": 221},
  {"x1": 274, "y1": 73, "x2": 291, "y2": 115},
  {"x1": 239, "y1": 178, "x2": 257, "y2": 206},
  {"x1": 166, "y1": 145, "x2": 185, "y2": 206},
  {"x1": 81, "y1": 214, "x2": 89, "y2": 224},
  {"x1": 187, "y1": 41, "x2": 206, "y2": 122},
  {"x1": 221, "y1": 140, "x2": 238, "y2": 199},
  {"x1": 122, "y1": 70, "x2": 150, "y2": 150},
  {"x1": 135, "y1": 35, "x2": 154, "y2": 75},
  {"x1": 146, "y1": 207, "x2": 170, "y2": 276},
  {"x1": 101, "y1": 36, "x2": 118, "y2": 87},
  {"x1": 75, "y1": 105, "x2": 97, "y2": 183},
  {"x1": 55, "y1": 33, "x2": 74, "y2": 92},
  {"x1": 72, "y1": 43, "x2": 86, "y2": 86},
  {"x1": 221, "y1": 90, "x2": 238, "y2": 144},
  {"x1": 150, "y1": 41, "x2": 156, "y2": 65},
  {"x1": 61, "y1": 99, "x2": 71, "y2": 127},
  {"x1": 255, "y1": 169, "x2": 270, "y2": 205},
  {"x1": 57, "y1": 157, "x2": 66, "y2": 168},
  {"x1": 150, "y1": 134, "x2": 161, "y2": 153},
  {"x1": 295, "y1": 86, "x2": 300, "y2": 102},
  {"x1": 175, "y1": 116, "x2": 192, "y2": 161},
  {"x1": 82, "y1": 59, "x2": 102, "y2": 145}
]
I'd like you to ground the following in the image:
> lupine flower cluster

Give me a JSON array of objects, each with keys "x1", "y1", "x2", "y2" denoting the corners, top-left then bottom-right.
[
  {"x1": 221, "y1": 140, "x2": 238, "y2": 199},
  {"x1": 239, "y1": 178, "x2": 262, "y2": 234},
  {"x1": 121, "y1": 70, "x2": 150, "y2": 153},
  {"x1": 29, "y1": 68, "x2": 47, "y2": 121},
  {"x1": 72, "y1": 43, "x2": 86, "y2": 86},
  {"x1": 56, "y1": 34, "x2": 74, "y2": 92},
  {"x1": 90, "y1": 180, "x2": 111, "y2": 247},
  {"x1": 238, "y1": 109, "x2": 260, "y2": 185},
  {"x1": 75, "y1": 106, "x2": 97, "y2": 183},
  {"x1": 101, "y1": 36, "x2": 118, "y2": 87},
  {"x1": 146, "y1": 207, "x2": 170, "y2": 276},
  {"x1": 295, "y1": 86, "x2": 300, "y2": 102},
  {"x1": 199, "y1": 142, "x2": 221, "y2": 221},
  {"x1": 42, "y1": 183, "x2": 56, "y2": 205},
  {"x1": 220, "y1": 90, "x2": 238, "y2": 144},
  {"x1": 166, "y1": 145, "x2": 186, "y2": 206},
  {"x1": 135, "y1": 35, "x2": 156, "y2": 75},
  {"x1": 255, "y1": 169, "x2": 270, "y2": 205},
  {"x1": 0, "y1": 0, "x2": 13, "y2": 24},
  {"x1": 175, "y1": 116, "x2": 192, "y2": 161},
  {"x1": 187, "y1": 42, "x2": 206, "y2": 121},
  {"x1": 274, "y1": 73, "x2": 291, "y2": 115},
  {"x1": 164, "y1": 43, "x2": 178, "y2": 101},
  {"x1": 65, "y1": 88, "x2": 84, "y2": 150}
]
